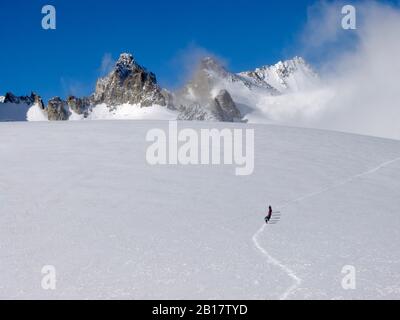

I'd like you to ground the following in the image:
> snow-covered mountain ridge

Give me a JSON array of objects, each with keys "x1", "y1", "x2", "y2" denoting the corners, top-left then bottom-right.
[
  {"x1": 0, "y1": 53, "x2": 319, "y2": 123},
  {"x1": 239, "y1": 56, "x2": 319, "y2": 93}
]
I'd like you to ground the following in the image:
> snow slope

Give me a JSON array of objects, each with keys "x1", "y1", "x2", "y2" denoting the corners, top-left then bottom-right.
[
  {"x1": 0, "y1": 121, "x2": 399, "y2": 299},
  {"x1": 85, "y1": 103, "x2": 178, "y2": 121}
]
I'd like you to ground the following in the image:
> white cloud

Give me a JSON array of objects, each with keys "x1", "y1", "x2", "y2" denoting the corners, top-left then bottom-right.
[
  {"x1": 282, "y1": 1, "x2": 400, "y2": 140},
  {"x1": 166, "y1": 42, "x2": 228, "y2": 89}
]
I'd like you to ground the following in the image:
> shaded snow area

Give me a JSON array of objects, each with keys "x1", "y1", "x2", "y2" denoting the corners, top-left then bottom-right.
[
  {"x1": 0, "y1": 103, "x2": 30, "y2": 121},
  {"x1": 0, "y1": 121, "x2": 399, "y2": 299}
]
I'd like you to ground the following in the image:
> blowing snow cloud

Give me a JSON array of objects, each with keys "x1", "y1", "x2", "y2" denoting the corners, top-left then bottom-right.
[{"x1": 294, "y1": 0, "x2": 400, "y2": 140}]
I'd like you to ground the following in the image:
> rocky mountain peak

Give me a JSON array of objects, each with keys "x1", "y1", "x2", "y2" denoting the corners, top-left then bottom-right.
[
  {"x1": 239, "y1": 56, "x2": 318, "y2": 93},
  {"x1": 93, "y1": 52, "x2": 166, "y2": 107},
  {"x1": 214, "y1": 90, "x2": 241, "y2": 122},
  {"x1": 1, "y1": 53, "x2": 319, "y2": 123},
  {"x1": 47, "y1": 97, "x2": 69, "y2": 121},
  {"x1": 114, "y1": 53, "x2": 143, "y2": 81},
  {"x1": 200, "y1": 57, "x2": 223, "y2": 71},
  {"x1": 117, "y1": 52, "x2": 134, "y2": 65},
  {"x1": 198, "y1": 57, "x2": 232, "y2": 80},
  {"x1": 2, "y1": 92, "x2": 40, "y2": 105},
  {"x1": 272, "y1": 56, "x2": 312, "y2": 79},
  {"x1": 67, "y1": 96, "x2": 91, "y2": 116}
]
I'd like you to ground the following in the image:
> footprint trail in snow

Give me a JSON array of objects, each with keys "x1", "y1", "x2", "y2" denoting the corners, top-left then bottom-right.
[{"x1": 252, "y1": 155, "x2": 400, "y2": 300}]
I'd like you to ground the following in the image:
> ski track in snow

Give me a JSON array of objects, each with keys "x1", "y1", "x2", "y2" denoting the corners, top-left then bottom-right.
[
  {"x1": 252, "y1": 224, "x2": 302, "y2": 300},
  {"x1": 252, "y1": 155, "x2": 400, "y2": 300}
]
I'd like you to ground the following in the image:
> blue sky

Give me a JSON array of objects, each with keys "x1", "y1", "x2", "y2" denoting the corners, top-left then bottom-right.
[{"x1": 0, "y1": 0, "x2": 395, "y2": 101}]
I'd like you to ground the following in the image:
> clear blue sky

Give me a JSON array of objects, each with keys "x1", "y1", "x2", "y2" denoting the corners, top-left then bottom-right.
[{"x1": 0, "y1": 0, "x2": 390, "y2": 101}]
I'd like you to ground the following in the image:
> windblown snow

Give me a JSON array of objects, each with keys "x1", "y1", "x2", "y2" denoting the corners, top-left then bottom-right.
[
  {"x1": 0, "y1": 121, "x2": 399, "y2": 299},
  {"x1": 27, "y1": 103, "x2": 48, "y2": 122}
]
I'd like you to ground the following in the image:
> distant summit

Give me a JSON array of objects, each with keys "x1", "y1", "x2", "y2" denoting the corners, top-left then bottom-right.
[
  {"x1": 93, "y1": 53, "x2": 169, "y2": 107},
  {"x1": 239, "y1": 57, "x2": 319, "y2": 93}
]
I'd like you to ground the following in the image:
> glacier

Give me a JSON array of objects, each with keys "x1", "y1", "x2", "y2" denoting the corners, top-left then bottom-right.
[{"x1": 0, "y1": 120, "x2": 399, "y2": 299}]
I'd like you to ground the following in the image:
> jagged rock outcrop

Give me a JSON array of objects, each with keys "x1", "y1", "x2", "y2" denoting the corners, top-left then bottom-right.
[
  {"x1": 3, "y1": 92, "x2": 42, "y2": 106},
  {"x1": 214, "y1": 90, "x2": 241, "y2": 122},
  {"x1": 34, "y1": 94, "x2": 46, "y2": 110},
  {"x1": 175, "y1": 56, "x2": 320, "y2": 122},
  {"x1": 1, "y1": 53, "x2": 319, "y2": 123},
  {"x1": 93, "y1": 53, "x2": 167, "y2": 107},
  {"x1": 0, "y1": 92, "x2": 46, "y2": 122},
  {"x1": 177, "y1": 57, "x2": 229, "y2": 101},
  {"x1": 176, "y1": 91, "x2": 240, "y2": 123},
  {"x1": 175, "y1": 58, "x2": 243, "y2": 122},
  {"x1": 47, "y1": 97, "x2": 69, "y2": 121},
  {"x1": 177, "y1": 104, "x2": 217, "y2": 121},
  {"x1": 1, "y1": 53, "x2": 173, "y2": 121},
  {"x1": 67, "y1": 96, "x2": 91, "y2": 115}
]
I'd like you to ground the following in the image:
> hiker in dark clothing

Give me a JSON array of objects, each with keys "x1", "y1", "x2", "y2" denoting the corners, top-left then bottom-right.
[{"x1": 265, "y1": 206, "x2": 273, "y2": 224}]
